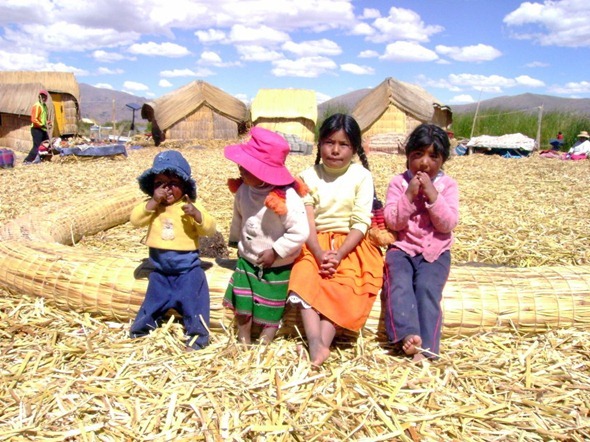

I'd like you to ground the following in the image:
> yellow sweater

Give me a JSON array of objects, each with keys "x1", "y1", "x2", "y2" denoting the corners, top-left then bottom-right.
[{"x1": 130, "y1": 199, "x2": 216, "y2": 251}]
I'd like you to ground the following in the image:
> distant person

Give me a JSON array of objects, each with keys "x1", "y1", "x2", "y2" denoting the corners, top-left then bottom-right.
[
  {"x1": 129, "y1": 150, "x2": 217, "y2": 350},
  {"x1": 549, "y1": 131, "x2": 564, "y2": 150},
  {"x1": 24, "y1": 90, "x2": 51, "y2": 164},
  {"x1": 287, "y1": 113, "x2": 384, "y2": 367},
  {"x1": 382, "y1": 123, "x2": 459, "y2": 362},
  {"x1": 563, "y1": 130, "x2": 590, "y2": 160},
  {"x1": 223, "y1": 127, "x2": 309, "y2": 345}
]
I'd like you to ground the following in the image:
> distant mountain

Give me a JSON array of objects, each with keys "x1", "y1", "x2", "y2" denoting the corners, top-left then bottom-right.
[
  {"x1": 451, "y1": 93, "x2": 590, "y2": 115},
  {"x1": 319, "y1": 90, "x2": 590, "y2": 119},
  {"x1": 79, "y1": 83, "x2": 590, "y2": 126},
  {"x1": 318, "y1": 88, "x2": 371, "y2": 117},
  {"x1": 79, "y1": 83, "x2": 148, "y2": 125}
]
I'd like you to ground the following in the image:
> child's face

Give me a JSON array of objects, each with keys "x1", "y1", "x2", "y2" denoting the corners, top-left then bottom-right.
[
  {"x1": 153, "y1": 173, "x2": 184, "y2": 205},
  {"x1": 238, "y1": 165, "x2": 265, "y2": 187},
  {"x1": 407, "y1": 144, "x2": 443, "y2": 179},
  {"x1": 320, "y1": 129, "x2": 354, "y2": 169}
]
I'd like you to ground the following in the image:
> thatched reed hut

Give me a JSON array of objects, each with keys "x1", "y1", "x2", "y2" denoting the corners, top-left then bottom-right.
[
  {"x1": 352, "y1": 77, "x2": 452, "y2": 153},
  {"x1": 251, "y1": 89, "x2": 317, "y2": 143},
  {"x1": 0, "y1": 71, "x2": 80, "y2": 150},
  {"x1": 141, "y1": 81, "x2": 248, "y2": 144}
]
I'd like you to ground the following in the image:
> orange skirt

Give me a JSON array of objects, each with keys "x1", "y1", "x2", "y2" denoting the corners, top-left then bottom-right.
[{"x1": 288, "y1": 232, "x2": 384, "y2": 331}]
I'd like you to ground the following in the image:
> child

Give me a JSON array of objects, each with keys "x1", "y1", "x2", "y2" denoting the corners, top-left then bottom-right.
[
  {"x1": 382, "y1": 123, "x2": 459, "y2": 362},
  {"x1": 129, "y1": 150, "x2": 217, "y2": 350},
  {"x1": 287, "y1": 113, "x2": 384, "y2": 367},
  {"x1": 223, "y1": 127, "x2": 309, "y2": 345}
]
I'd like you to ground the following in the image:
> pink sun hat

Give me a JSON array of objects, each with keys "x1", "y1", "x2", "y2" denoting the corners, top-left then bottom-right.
[{"x1": 224, "y1": 127, "x2": 294, "y2": 186}]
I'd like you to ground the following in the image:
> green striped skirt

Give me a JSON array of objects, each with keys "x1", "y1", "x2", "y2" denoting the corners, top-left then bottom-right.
[{"x1": 223, "y1": 257, "x2": 292, "y2": 328}]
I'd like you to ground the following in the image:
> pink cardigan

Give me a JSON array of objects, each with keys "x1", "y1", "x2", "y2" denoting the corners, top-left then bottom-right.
[{"x1": 384, "y1": 171, "x2": 459, "y2": 262}]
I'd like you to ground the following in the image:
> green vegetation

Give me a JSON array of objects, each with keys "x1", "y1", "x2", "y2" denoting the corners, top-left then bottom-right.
[{"x1": 453, "y1": 109, "x2": 590, "y2": 150}]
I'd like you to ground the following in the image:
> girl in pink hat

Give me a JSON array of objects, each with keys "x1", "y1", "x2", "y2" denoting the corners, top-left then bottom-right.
[
  {"x1": 223, "y1": 127, "x2": 310, "y2": 345},
  {"x1": 287, "y1": 114, "x2": 384, "y2": 367}
]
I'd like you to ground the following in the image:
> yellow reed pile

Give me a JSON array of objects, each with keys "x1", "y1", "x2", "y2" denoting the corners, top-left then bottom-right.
[{"x1": 1, "y1": 141, "x2": 589, "y2": 440}]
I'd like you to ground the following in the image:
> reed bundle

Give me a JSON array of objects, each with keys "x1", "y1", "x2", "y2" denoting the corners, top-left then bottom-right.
[{"x1": 1, "y1": 184, "x2": 589, "y2": 339}]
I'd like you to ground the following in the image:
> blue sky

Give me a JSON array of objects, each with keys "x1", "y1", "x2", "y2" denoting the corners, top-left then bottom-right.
[{"x1": 1, "y1": 0, "x2": 589, "y2": 105}]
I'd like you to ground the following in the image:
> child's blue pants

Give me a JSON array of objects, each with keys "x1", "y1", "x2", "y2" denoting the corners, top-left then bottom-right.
[
  {"x1": 382, "y1": 249, "x2": 451, "y2": 358},
  {"x1": 130, "y1": 265, "x2": 210, "y2": 349}
]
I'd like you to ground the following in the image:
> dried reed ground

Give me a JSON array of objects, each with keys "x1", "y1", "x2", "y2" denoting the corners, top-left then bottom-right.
[{"x1": 1, "y1": 141, "x2": 589, "y2": 441}]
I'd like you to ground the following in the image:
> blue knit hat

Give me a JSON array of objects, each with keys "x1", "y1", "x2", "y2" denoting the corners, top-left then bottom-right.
[{"x1": 137, "y1": 150, "x2": 197, "y2": 201}]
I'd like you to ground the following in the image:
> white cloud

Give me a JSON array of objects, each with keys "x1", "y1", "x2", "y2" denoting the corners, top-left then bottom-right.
[
  {"x1": 0, "y1": 1, "x2": 52, "y2": 26},
  {"x1": 449, "y1": 94, "x2": 475, "y2": 104},
  {"x1": 97, "y1": 67, "x2": 124, "y2": 75},
  {"x1": 435, "y1": 44, "x2": 502, "y2": 62},
  {"x1": 199, "y1": 51, "x2": 222, "y2": 64},
  {"x1": 195, "y1": 29, "x2": 226, "y2": 43},
  {"x1": 359, "y1": 50, "x2": 379, "y2": 58},
  {"x1": 128, "y1": 42, "x2": 190, "y2": 57},
  {"x1": 0, "y1": 49, "x2": 46, "y2": 70},
  {"x1": 45, "y1": 62, "x2": 89, "y2": 75},
  {"x1": 123, "y1": 81, "x2": 149, "y2": 92},
  {"x1": 271, "y1": 56, "x2": 338, "y2": 78},
  {"x1": 447, "y1": 73, "x2": 544, "y2": 93},
  {"x1": 159, "y1": 79, "x2": 173, "y2": 87},
  {"x1": 416, "y1": 75, "x2": 463, "y2": 92},
  {"x1": 549, "y1": 80, "x2": 590, "y2": 94},
  {"x1": 236, "y1": 45, "x2": 283, "y2": 62},
  {"x1": 504, "y1": 0, "x2": 590, "y2": 47},
  {"x1": 526, "y1": 61, "x2": 549, "y2": 68},
  {"x1": 229, "y1": 24, "x2": 290, "y2": 45},
  {"x1": 4, "y1": 22, "x2": 139, "y2": 52},
  {"x1": 160, "y1": 68, "x2": 215, "y2": 78},
  {"x1": 368, "y1": 7, "x2": 444, "y2": 43},
  {"x1": 360, "y1": 8, "x2": 381, "y2": 20},
  {"x1": 94, "y1": 83, "x2": 113, "y2": 90},
  {"x1": 340, "y1": 63, "x2": 374, "y2": 75},
  {"x1": 316, "y1": 91, "x2": 332, "y2": 104},
  {"x1": 92, "y1": 50, "x2": 127, "y2": 63},
  {"x1": 350, "y1": 22, "x2": 374, "y2": 37},
  {"x1": 282, "y1": 39, "x2": 342, "y2": 57},
  {"x1": 234, "y1": 93, "x2": 250, "y2": 104},
  {"x1": 198, "y1": 50, "x2": 239, "y2": 67},
  {"x1": 380, "y1": 41, "x2": 439, "y2": 62},
  {"x1": 515, "y1": 75, "x2": 545, "y2": 87}
]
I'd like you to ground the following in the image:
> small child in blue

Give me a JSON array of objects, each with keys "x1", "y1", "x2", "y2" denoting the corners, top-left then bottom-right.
[{"x1": 129, "y1": 150, "x2": 217, "y2": 350}]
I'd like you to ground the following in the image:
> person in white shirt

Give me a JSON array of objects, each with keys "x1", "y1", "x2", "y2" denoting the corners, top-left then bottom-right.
[{"x1": 565, "y1": 131, "x2": 590, "y2": 159}]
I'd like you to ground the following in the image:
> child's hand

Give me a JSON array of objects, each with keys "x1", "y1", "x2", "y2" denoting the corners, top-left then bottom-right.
[
  {"x1": 153, "y1": 186, "x2": 168, "y2": 204},
  {"x1": 256, "y1": 248, "x2": 277, "y2": 268},
  {"x1": 182, "y1": 195, "x2": 202, "y2": 222},
  {"x1": 318, "y1": 250, "x2": 339, "y2": 277},
  {"x1": 415, "y1": 171, "x2": 438, "y2": 204},
  {"x1": 406, "y1": 174, "x2": 421, "y2": 201},
  {"x1": 146, "y1": 187, "x2": 168, "y2": 210}
]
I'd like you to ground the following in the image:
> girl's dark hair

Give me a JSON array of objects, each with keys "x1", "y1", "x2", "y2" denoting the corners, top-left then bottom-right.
[
  {"x1": 315, "y1": 113, "x2": 370, "y2": 170},
  {"x1": 405, "y1": 123, "x2": 451, "y2": 164}
]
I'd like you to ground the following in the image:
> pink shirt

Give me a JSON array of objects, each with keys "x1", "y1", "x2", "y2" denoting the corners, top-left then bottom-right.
[{"x1": 384, "y1": 171, "x2": 459, "y2": 262}]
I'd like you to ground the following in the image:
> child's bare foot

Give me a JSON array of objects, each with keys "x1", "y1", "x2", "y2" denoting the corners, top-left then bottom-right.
[
  {"x1": 402, "y1": 335, "x2": 422, "y2": 356},
  {"x1": 412, "y1": 353, "x2": 427, "y2": 363},
  {"x1": 309, "y1": 342, "x2": 330, "y2": 367},
  {"x1": 296, "y1": 343, "x2": 309, "y2": 360}
]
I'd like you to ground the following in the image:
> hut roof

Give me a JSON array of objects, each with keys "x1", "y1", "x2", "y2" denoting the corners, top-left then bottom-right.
[
  {"x1": 0, "y1": 82, "x2": 54, "y2": 116},
  {"x1": 352, "y1": 77, "x2": 448, "y2": 131},
  {"x1": 0, "y1": 71, "x2": 80, "y2": 103},
  {"x1": 251, "y1": 89, "x2": 317, "y2": 123},
  {"x1": 142, "y1": 80, "x2": 247, "y2": 130}
]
